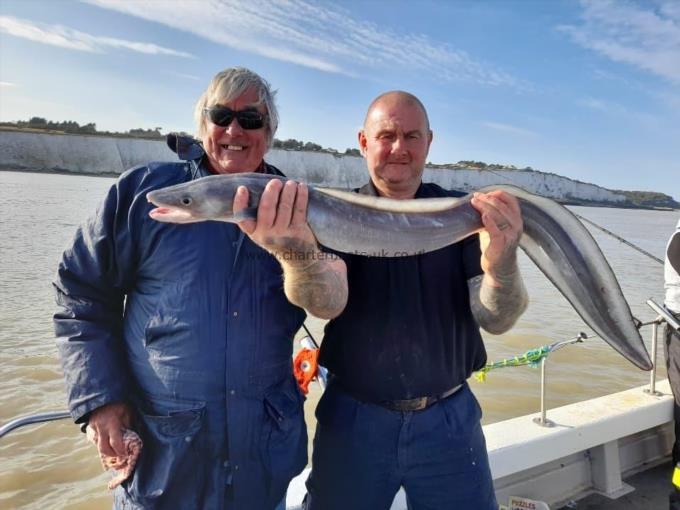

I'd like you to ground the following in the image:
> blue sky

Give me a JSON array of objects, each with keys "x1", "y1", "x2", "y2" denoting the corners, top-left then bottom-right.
[{"x1": 0, "y1": 0, "x2": 678, "y2": 199}]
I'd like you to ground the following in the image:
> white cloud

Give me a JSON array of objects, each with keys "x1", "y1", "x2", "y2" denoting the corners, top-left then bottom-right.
[
  {"x1": 84, "y1": 0, "x2": 525, "y2": 89},
  {"x1": 577, "y1": 96, "x2": 608, "y2": 111},
  {"x1": 558, "y1": 0, "x2": 680, "y2": 84},
  {"x1": 655, "y1": 90, "x2": 680, "y2": 111},
  {"x1": 0, "y1": 15, "x2": 194, "y2": 58},
  {"x1": 576, "y1": 96, "x2": 634, "y2": 117},
  {"x1": 0, "y1": 81, "x2": 17, "y2": 87},
  {"x1": 481, "y1": 121, "x2": 538, "y2": 138},
  {"x1": 660, "y1": 1, "x2": 680, "y2": 22},
  {"x1": 166, "y1": 71, "x2": 201, "y2": 81},
  {"x1": 576, "y1": 95, "x2": 662, "y2": 127}
]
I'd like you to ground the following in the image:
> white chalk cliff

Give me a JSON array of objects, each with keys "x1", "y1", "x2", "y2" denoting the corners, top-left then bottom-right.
[{"x1": 0, "y1": 130, "x2": 625, "y2": 204}]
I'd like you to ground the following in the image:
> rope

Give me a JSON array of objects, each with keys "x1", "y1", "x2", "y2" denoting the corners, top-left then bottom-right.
[
  {"x1": 301, "y1": 322, "x2": 319, "y2": 348},
  {"x1": 474, "y1": 332, "x2": 589, "y2": 382},
  {"x1": 474, "y1": 345, "x2": 552, "y2": 382}
]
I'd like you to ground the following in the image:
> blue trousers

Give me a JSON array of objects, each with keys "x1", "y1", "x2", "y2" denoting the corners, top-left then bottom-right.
[{"x1": 305, "y1": 380, "x2": 497, "y2": 510}]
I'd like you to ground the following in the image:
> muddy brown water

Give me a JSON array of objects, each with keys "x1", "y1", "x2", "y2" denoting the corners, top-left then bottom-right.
[{"x1": 0, "y1": 170, "x2": 675, "y2": 509}]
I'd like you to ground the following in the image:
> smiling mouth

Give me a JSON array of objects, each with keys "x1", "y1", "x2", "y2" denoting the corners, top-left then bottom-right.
[{"x1": 221, "y1": 144, "x2": 245, "y2": 151}]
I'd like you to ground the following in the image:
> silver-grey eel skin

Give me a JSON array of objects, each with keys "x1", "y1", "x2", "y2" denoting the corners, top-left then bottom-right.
[{"x1": 147, "y1": 173, "x2": 652, "y2": 371}]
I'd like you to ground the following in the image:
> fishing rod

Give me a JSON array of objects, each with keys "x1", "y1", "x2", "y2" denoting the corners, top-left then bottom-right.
[{"x1": 484, "y1": 168, "x2": 665, "y2": 265}]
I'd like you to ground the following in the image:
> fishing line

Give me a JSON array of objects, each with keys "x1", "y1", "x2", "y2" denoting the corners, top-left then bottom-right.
[
  {"x1": 572, "y1": 214, "x2": 663, "y2": 265},
  {"x1": 482, "y1": 168, "x2": 663, "y2": 265},
  {"x1": 301, "y1": 322, "x2": 319, "y2": 348}
]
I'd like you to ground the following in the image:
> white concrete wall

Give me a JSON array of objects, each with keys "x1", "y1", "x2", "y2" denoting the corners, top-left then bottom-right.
[{"x1": 0, "y1": 130, "x2": 626, "y2": 203}]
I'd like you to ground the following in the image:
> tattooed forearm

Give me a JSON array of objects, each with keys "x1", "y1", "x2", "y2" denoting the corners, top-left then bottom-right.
[
  {"x1": 468, "y1": 264, "x2": 528, "y2": 335},
  {"x1": 283, "y1": 255, "x2": 348, "y2": 319},
  {"x1": 265, "y1": 236, "x2": 347, "y2": 319}
]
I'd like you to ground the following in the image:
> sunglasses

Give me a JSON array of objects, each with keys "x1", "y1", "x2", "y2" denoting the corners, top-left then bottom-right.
[{"x1": 203, "y1": 106, "x2": 267, "y2": 130}]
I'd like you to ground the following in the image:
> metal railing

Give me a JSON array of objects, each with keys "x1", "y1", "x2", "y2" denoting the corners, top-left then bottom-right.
[
  {"x1": 532, "y1": 297, "x2": 677, "y2": 427},
  {"x1": 0, "y1": 411, "x2": 71, "y2": 439},
  {"x1": 0, "y1": 336, "x2": 327, "y2": 440},
  {"x1": 644, "y1": 299, "x2": 678, "y2": 397},
  {"x1": 532, "y1": 332, "x2": 592, "y2": 427}
]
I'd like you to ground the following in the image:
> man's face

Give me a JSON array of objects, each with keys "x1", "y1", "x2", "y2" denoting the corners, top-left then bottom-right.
[
  {"x1": 358, "y1": 97, "x2": 432, "y2": 198},
  {"x1": 202, "y1": 87, "x2": 268, "y2": 174}
]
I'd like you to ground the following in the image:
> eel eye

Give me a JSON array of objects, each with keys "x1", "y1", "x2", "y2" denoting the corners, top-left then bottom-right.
[{"x1": 181, "y1": 197, "x2": 192, "y2": 206}]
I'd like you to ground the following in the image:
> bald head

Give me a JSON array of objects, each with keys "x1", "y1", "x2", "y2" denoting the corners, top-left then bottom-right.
[
  {"x1": 363, "y1": 91, "x2": 430, "y2": 131},
  {"x1": 358, "y1": 90, "x2": 433, "y2": 199}
]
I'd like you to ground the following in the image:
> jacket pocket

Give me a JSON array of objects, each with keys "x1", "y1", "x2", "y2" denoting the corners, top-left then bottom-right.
[
  {"x1": 122, "y1": 397, "x2": 207, "y2": 509},
  {"x1": 259, "y1": 377, "x2": 307, "y2": 500}
]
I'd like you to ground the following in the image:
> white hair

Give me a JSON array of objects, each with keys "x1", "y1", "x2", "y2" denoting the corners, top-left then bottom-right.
[{"x1": 194, "y1": 67, "x2": 278, "y2": 148}]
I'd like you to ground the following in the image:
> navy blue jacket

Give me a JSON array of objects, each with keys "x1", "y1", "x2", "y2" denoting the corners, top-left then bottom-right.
[{"x1": 54, "y1": 140, "x2": 307, "y2": 509}]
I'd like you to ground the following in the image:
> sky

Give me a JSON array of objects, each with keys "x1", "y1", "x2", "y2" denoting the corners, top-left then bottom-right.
[{"x1": 0, "y1": 0, "x2": 678, "y2": 199}]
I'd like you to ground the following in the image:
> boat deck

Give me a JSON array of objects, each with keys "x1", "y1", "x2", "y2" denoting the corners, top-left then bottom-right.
[{"x1": 558, "y1": 459, "x2": 672, "y2": 509}]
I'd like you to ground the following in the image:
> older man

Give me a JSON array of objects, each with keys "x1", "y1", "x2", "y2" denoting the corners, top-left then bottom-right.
[
  {"x1": 305, "y1": 91, "x2": 528, "y2": 510},
  {"x1": 54, "y1": 67, "x2": 346, "y2": 510}
]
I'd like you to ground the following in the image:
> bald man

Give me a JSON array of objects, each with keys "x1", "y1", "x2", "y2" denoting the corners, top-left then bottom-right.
[{"x1": 304, "y1": 91, "x2": 528, "y2": 509}]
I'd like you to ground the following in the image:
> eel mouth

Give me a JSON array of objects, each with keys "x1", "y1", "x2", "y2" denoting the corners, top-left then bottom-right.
[{"x1": 148, "y1": 206, "x2": 196, "y2": 224}]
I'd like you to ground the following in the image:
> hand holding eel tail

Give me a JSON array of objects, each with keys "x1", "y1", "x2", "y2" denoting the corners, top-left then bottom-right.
[{"x1": 146, "y1": 173, "x2": 652, "y2": 370}]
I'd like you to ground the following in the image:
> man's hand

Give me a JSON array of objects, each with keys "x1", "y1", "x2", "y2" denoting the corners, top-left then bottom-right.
[
  {"x1": 233, "y1": 178, "x2": 348, "y2": 319},
  {"x1": 468, "y1": 190, "x2": 528, "y2": 334},
  {"x1": 88, "y1": 402, "x2": 134, "y2": 458},
  {"x1": 470, "y1": 190, "x2": 523, "y2": 287},
  {"x1": 233, "y1": 178, "x2": 318, "y2": 261}
]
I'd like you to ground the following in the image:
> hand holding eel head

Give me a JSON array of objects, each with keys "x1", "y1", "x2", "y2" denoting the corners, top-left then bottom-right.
[{"x1": 232, "y1": 178, "x2": 319, "y2": 260}]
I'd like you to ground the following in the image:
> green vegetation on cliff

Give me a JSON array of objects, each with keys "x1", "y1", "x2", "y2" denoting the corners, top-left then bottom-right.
[
  {"x1": 271, "y1": 138, "x2": 360, "y2": 156},
  {"x1": 0, "y1": 117, "x2": 166, "y2": 139},
  {"x1": 427, "y1": 160, "x2": 533, "y2": 171},
  {"x1": 0, "y1": 118, "x2": 361, "y2": 155},
  {"x1": 614, "y1": 190, "x2": 679, "y2": 209}
]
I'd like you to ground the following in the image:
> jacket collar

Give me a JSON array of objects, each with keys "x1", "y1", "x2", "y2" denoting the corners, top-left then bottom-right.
[{"x1": 166, "y1": 133, "x2": 281, "y2": 179}]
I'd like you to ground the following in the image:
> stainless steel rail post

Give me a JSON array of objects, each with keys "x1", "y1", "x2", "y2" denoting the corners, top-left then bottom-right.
[
  {"x1": 646, "y1": 298, "x2": 680, "y2": 396},
  {"x1": 530, "y1": 332, "x2": 588, "y2": 427},
  {"x1": 645, "y1": 319, "x2": 661, "y2": 396},
  {"x1": 533, "y1": 357, "x2": 554, "y2": 427}
]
